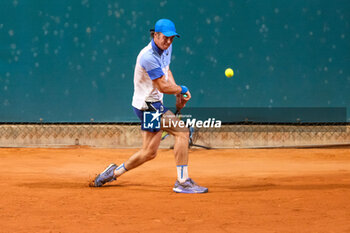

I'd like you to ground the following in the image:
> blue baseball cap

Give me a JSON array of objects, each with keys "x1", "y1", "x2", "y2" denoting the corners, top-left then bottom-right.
[{"x1": 153, "y1": 19, "x2": 180, "y2": 38}]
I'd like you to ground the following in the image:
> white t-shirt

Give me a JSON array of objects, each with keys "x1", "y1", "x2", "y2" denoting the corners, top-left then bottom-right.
[{"x1": 132, "y1": 40, "x2": 172, "y2": 110}]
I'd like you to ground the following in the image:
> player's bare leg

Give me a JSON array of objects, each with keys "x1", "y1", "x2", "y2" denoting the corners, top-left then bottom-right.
[
  {"x1": 93, "y1": 130, "x2": 162, "y2": 187},
  {"x1": 121, "y1": 130, "x2": 163, "y2": 171},
  {"x1": 162, "y1": 110, "x2": 208, "y2": 193},
  {"x1": 114, "y1": 111, "x2": 192, "y2": 182},
  {"x1": 161, "y1": 110, "x2": 189, "y2": 165},
  {"x1": 117, "y1": 110, "x2": 189, "y2": 174}
]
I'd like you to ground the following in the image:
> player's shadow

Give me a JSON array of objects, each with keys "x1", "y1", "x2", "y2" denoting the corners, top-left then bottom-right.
[
  {"x1": 89, "y1": 181, "x2": 172, "y2": 192},
  {"x1": 18, "y1": 181, "x2": 171, "y2": 192}
]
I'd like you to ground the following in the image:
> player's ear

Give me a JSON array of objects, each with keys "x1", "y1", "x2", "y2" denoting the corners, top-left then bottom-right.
[{"x1": 155, "y1": 32, "x2": 161, "y2": 39}]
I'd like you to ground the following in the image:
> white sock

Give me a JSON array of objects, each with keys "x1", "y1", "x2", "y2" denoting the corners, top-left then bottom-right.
[
  {"x1": 114, "y1": 163, "x2": 128, "y2": 178},
  {"x1": 177, "y1": 165, "x2": 189, "y2": 183}
]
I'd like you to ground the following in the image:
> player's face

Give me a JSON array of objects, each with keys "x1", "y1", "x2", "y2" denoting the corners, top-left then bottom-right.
[{"x1": 154, "y1": 32, "x2": 174, "y2": 50}]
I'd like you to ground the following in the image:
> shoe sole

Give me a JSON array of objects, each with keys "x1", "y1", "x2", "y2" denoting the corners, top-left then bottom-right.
[{"x1": 173, "y1": 187, "x2": 208, "y2": 194}]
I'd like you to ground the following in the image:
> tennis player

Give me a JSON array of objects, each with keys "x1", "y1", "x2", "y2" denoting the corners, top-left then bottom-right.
[{"x1": 93, "y1": 19, "x2": 208, "y2": 193}]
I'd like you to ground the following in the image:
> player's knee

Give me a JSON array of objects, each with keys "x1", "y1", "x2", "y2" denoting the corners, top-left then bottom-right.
[
  {"x1": 143, "y1": 149, "x2": 157, "y2": 161},
  {"x1": 175, "y1": 130, "x2": 189, "y2": 141}
]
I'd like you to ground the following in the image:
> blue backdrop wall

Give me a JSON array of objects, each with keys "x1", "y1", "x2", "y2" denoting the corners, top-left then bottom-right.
[{"x1": 0, "y1": 0, "x2": 349, "y2": 122}]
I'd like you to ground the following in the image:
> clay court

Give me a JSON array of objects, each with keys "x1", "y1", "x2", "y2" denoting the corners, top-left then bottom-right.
[{"x1": 1, "y1": 147, "x2": 349, "y2": 233}]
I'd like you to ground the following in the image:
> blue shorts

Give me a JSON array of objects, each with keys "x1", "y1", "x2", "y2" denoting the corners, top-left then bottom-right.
[{"x1": 133, "y1": 101, "x2": 168, "y2": 132}]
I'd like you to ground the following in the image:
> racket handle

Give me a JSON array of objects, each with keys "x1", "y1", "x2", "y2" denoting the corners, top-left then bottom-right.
[{"x1": 183, "y1": 94, "x2": 188, "y2": 98}]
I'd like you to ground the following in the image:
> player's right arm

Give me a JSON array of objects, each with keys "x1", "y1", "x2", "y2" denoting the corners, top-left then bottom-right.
[{"x1": 152, "y1": 76, "x2": 183, "y2": 95}]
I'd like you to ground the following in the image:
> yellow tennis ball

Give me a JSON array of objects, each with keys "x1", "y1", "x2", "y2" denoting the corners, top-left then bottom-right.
[{"x1": 225, "y1": 68, "x2": 234, "y2": 78}]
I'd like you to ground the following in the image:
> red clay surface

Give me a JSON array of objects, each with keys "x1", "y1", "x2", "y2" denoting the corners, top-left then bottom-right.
[{"x1": 0, "y1": 147, "x2": 350, "y2": 233}]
